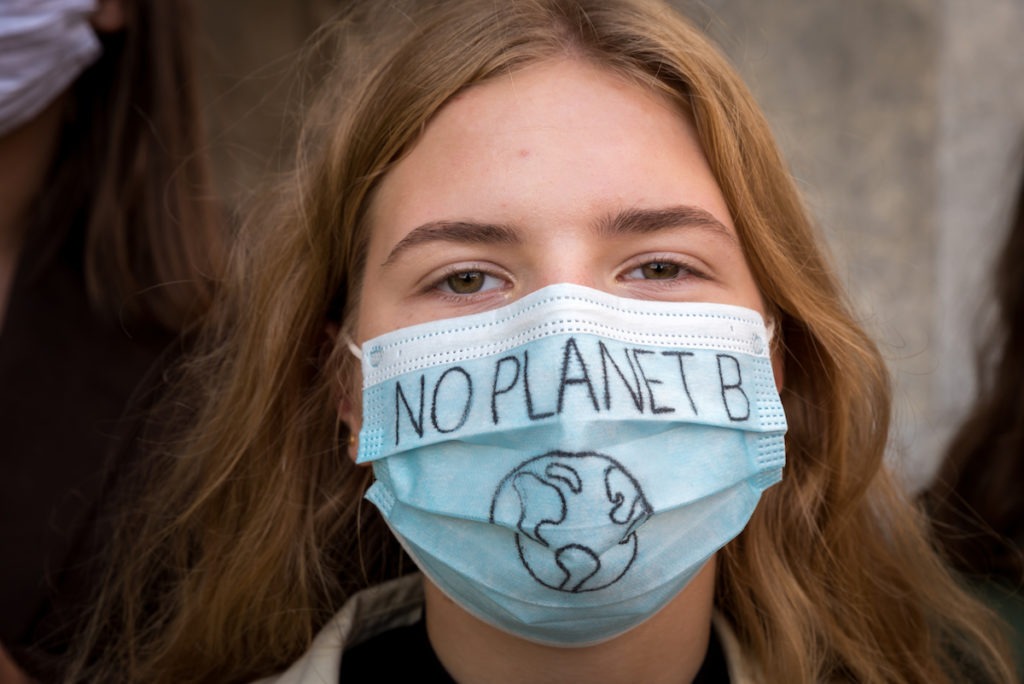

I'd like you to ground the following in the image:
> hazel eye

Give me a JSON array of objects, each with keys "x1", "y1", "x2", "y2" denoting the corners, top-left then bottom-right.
[
  {"x1": 446, "y1": 271, "x2": 485, "y2": 293},
  {"x1": 631, "y1": 261, "x2": 681, "y2": 280},
  {"x1": 439, "y1": 270, "x2": 503, "y2": 294}
]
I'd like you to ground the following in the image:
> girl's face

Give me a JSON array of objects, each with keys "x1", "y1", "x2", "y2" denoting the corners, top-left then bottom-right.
[
  {"x1": 356, "y1": 57, "x2": 763, "y2": 367},
  {"x1": 346, "y1": 59, "x2": 771, "y2": 651}
]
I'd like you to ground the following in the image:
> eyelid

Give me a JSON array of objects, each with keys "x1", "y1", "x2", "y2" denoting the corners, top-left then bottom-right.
[
  {"x1": 617, "y1": 253, "x2": 711, "y2": 281},
  {"x1": 420, "y1": 261, "x2": 513, "y2": 297}
]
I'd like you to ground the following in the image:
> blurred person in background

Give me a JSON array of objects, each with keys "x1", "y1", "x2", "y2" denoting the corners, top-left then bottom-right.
[
  {"x1": 0, "y1": 0, "x2": 224, "y2": 680},
  {"x1": 926, "y1": 148, "x2": 1024, "y2": 673}
]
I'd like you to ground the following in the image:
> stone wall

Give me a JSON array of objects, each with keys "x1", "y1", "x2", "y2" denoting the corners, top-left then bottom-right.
[{"x1": 679, "y1": 0, "x2": 1024, "y2": 490}]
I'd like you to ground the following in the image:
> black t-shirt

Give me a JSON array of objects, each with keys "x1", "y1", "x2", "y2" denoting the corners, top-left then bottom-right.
[{"x1": 340, "y1": 615, "x2": 731, "y2": 683}]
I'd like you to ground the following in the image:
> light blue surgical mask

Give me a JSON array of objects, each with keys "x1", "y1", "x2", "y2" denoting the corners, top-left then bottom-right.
[{"x1": 353, "y1": 283, "x2": 786, "y2": 646}]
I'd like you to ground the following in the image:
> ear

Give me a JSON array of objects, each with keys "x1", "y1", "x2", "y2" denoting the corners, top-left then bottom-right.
[
  {"x1": 340, "y1": 397, "x2": 362, "y2": 463},
  {"x1": 769, "y1": 319, "x2": 785, "y2": 393},
  {"x1": 326, "y1": 321, "x2": 364, "y2": 463},
  {"x1": 91, "y1": 0, "x2": 126, "y2": 33}
]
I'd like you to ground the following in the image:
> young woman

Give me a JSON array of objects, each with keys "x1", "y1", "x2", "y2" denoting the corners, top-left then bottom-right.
[
  {"x1": 72, "y1": 1, "x2": 1015, "y2": 682},
  {"x1": 0, "y1": 0, "x2": 223, "y2": 679}
]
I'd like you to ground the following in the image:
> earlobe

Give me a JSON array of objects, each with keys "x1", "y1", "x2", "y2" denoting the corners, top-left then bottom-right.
[
  {"x1": 340, "y1": 399, "x2": 363, "y2": 463},
  {"x1": 771, "y1": 336, "x2": 785, "y2": 393},
  {"x1": 345, "y1": 430, "x2": 360, "y2": 462},
  {"x1": 763, "y1": 314, "x2": 785, "y2": 392},
  {"x1": 91, "y1": 0, "x2": 126, "y2": 33},
  {"x1": 327, "y1": 321, "x2": 364, "y2": 464}
]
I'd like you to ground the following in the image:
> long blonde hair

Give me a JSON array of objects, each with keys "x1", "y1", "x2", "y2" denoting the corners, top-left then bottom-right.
[{"x1": 72, "y1": 1, "x2": 1015, "y2": 682}]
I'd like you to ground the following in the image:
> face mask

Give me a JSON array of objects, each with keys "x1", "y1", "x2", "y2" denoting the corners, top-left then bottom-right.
[
  {"x1": 0, "y1": 0, "x2": 101, "y2": 137},
  {"x1": 353, "y1": 283, "x2": 786, "y2": 646}
]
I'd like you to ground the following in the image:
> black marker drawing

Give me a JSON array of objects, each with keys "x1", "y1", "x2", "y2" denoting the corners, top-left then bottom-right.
[
  {"x1": 490, "y1": 451, "x2": 652, "y2": 593},
  {"x1": 716, "y1": 353, "x2": 750, "y2": 421}
]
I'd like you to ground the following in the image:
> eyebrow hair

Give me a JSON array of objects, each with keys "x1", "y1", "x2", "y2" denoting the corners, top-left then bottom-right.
[
  {"x1": 382, "y1": 220, "x2": 521, "y2": 266},
  {"x1": 597, "y1": 205, "x2": 736, "y2": 242},
  {"x1": 381, "y1": 204, "x2": 735, "y2": 267}
]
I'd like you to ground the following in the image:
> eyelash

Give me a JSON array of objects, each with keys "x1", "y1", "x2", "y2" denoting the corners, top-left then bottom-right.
[
  {"x1": 428, "y1": 263, "x2": 510, "y2": 302},
  {"x1": 618, "y1": 254, "x2": 709, "y2": 284},
  {"x1": 425, "y1": 255, "x2": 709, "y2": 300}
]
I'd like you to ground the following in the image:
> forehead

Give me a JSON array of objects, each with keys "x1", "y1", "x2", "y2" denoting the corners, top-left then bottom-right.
[{"x1": 367, "y1": 58, "x2": 733, "y2": 243}]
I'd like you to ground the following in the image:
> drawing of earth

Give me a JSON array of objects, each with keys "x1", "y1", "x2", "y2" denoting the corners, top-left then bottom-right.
[{"x1": 489, "y1": 451, "x2": 652, "y2": 593}]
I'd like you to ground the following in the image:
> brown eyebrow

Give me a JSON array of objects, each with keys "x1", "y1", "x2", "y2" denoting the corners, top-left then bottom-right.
[
  {"x1": 381, "y1": 204, "x2": 734, "y2": 267},
  {"x1": 382, "y1": 220, "x2": 521, "y2": 267},
  {"x1": 597, "y1": 205, "x2": 736, "y2": 242}
]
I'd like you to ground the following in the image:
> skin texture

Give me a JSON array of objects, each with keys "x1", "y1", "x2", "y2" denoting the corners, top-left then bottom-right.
[
  {"x1": 91, "y1": 0, "x2": 125, "y2": 33},
  {"x1": 348, "y1": 58, "x2": 768, "y2": 683}
]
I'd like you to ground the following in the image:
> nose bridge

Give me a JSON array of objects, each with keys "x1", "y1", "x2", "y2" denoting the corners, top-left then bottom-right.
[{"x1": 529, "y1": 228, "x2": 602, "y2": 292}]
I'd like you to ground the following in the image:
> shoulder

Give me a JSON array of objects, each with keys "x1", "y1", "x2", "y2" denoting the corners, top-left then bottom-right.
[{"x1": 252, "y1": 574, "x2": 424, "y2": 684}]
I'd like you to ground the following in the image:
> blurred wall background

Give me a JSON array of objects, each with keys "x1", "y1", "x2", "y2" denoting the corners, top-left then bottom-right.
[{"x1": 195, "y1": 0, "x2": 1024, "y2": 492}]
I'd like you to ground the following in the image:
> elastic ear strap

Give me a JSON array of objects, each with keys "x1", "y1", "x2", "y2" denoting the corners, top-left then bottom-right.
[{"x1": 342, "y1": 333, "x2": 362, "y2": 360}]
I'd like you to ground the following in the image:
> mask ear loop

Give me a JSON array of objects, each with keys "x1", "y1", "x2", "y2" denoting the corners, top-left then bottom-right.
[{"x1": 342, "y1": 333, "x2": 363, "y2": 360}]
